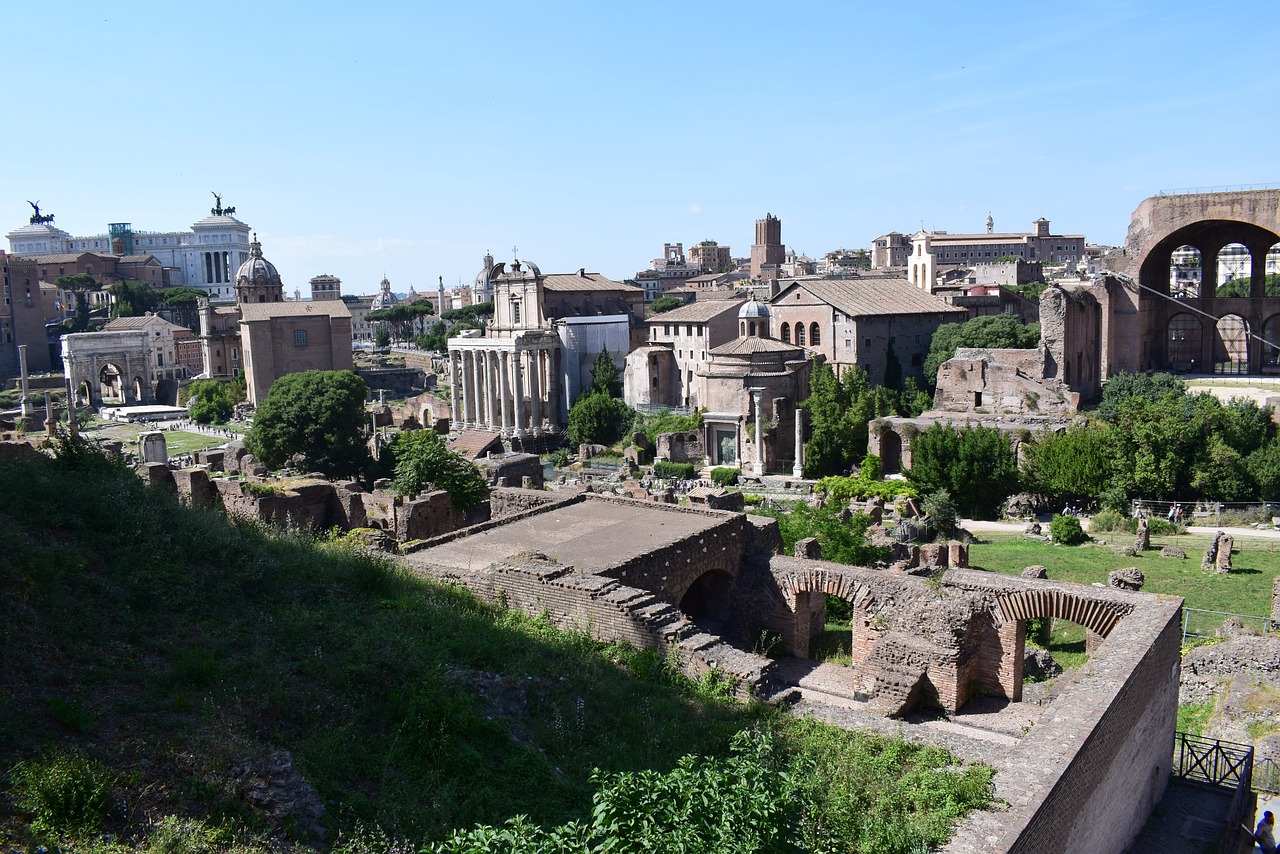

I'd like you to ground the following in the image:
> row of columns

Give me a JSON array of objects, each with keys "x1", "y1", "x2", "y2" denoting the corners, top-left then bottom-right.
[
  {"x1": 449, "y1": 347, "x2": 562, "y2": 435},
  {"x1": 204, "y1": 251, "x2": 232, "y2": 284}
]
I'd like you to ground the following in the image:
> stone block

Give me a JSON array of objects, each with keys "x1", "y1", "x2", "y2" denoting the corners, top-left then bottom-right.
[
  {"x1": 1021, "y1": 565, "x2": 1048, "y2": 579},
  {"x1": 138, "y1": 431, "x2": 167, "y2": 464},
  {"x1": 1108, "y1": 567, "x2": 1144, "y2": 591},
  {"x1": 795, "y1": 537, "x2": 822, "y2": 559}
]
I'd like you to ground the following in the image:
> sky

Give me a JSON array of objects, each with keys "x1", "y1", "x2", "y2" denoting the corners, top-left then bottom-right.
[{"x1": 4, "y1": 0, "x2": 1278, "y2": 296}]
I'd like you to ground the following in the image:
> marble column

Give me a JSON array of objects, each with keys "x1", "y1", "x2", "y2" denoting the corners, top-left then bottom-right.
[
  {"x1": 529, "y1": 350, "x2": 542, "y2": 433},
  {"x1": 471, "y1": 350, "x2": 484, "y2": 427},
  {"x1": 512, "y1": 350, "x2": 526, "y2": 436},
  {"x1": 792, "y1": 409, "x2": 804, "y2": 478},
  {"x1": 485, "y1": 351, "x2": 498, "y2": 431},
  {"x1": 462, "y1": 352, "x2": 475, "y2": 427},
  {"x1": 17, "y1": 344, "x2": 30, "y2": 417},
  {"x1": 499, "y1": 351, "x2": 512, "y2": 435},
  {"x1": 751, "y1": 388, "x2": 765, "y2": 477},
  {"x1": 449, "y1": 351, "x2": 461, "y2": 429},
  {"x1": 548, "y1": 348, "x2": 562, "y2": 429}
]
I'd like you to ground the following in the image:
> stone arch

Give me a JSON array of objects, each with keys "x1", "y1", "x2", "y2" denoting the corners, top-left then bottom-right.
[
  {"x1": 809, "y1": 323, "x2": 821, "y2": 347},
  {"x1": 776, "y1": 566, "x2": 871, "y2": 659},
  {"x1": 61, "y1": 330, "x2": 155, "y2": 408},
  {"x1": 1167, "y1": 312, "x2": 1202, "y2": 372},
  {"x1": 99, "y1": 362, "x2": 125, "y2": 403},
  {"x1": 780, "y1": 322, "x2": 790, "y2": 343},
  {"x1": 1214, "y1": 314, "x2": 1249, "y2": 374},
  {"x1": 880, "y1": 430, "x2": 902, "y2": 474}
]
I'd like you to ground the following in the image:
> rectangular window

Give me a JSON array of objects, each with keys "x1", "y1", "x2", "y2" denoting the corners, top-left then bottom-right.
[{"x1": 294, "y1": 329, "x2": 308, "y2": 347}]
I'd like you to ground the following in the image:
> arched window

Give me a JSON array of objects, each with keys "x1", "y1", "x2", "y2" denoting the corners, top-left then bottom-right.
[
  {"x1": 780, "y1": 322, "x2": 791, "y2": 343},
  {"x1": 749, "y1": 321, "x2": 757, "y2": 336},
  {"x1": 740, "y1": 320, "x2": 746, "y2": 336},
  {"x1": 796, "y1": 324, "x2": 806, "y2": 346},
  {"x1": 810, "y1": 323, "x2": 821, "y2": 346}
]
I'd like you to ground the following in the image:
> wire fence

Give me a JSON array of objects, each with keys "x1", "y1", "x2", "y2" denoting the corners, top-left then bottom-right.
[
  {"x1": 1182, "y1": 608, "x2": 1275, "y2": 645},
  {"x1": 1132, "y1": 499, "x2": 1280, "y2": 528}
]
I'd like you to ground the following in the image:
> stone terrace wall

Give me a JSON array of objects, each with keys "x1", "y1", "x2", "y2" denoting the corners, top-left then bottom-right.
[
  {"x1": 941, "y1": 569, "x2": 1182, "y2": 854},
  {"x1": 415, "y1": 553, "x2": 773, "y2": 697},
  {"x1": 489, "y1": 486, "x2": 566, "y2": 519}
]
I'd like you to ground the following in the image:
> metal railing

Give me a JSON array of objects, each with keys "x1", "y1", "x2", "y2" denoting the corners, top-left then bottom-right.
[
  {"x1": 1157, "y1": 183, "x2": 1280, "y2": 196},
  {"x1": 1182, "y1": 608, "x2": 1275, "y2": 645},
  {"x1": 1174, "y1": 732, "x2": 1255, "y2": 851}
]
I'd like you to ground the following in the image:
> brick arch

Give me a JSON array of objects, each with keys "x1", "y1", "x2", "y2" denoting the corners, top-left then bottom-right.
[
  {"x1": 994, "y1": 588, "x2": 1128, "y2": 639},
  {"x1": 777, "y1": 565, "x2": 871, "y2": 604}
]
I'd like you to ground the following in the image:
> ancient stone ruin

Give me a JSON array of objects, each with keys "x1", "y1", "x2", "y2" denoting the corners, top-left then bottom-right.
[{"x1": 1202, "y1": 531, "x2": 1233, "y2": 574}]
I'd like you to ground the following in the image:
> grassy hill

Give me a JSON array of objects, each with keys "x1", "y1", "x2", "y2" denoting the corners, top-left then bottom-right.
[{"x1": 0, "y1": 441, "x2": 992, "y2": 852}]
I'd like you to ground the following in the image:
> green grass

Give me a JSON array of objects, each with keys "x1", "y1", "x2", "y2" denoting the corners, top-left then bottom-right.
[
  {"x1": 968, "y1": 533, "x2": 1280, "y2": 617},
  {"x1": 811, "y1": 623, "x2": 854, "y2": 666},
  {"x1": 0, "y1": 447, "x2": 994, "y2": 852},
  {"x1": 1177, "y1": 701, "x2": 1215, "y2": 737}
]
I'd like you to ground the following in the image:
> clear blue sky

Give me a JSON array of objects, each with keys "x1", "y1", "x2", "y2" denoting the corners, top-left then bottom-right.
[{"x1": 5, "y1": 1, "x2": 1277, "y2": 296}]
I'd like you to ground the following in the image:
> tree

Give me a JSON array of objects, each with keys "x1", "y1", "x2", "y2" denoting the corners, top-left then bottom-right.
[
  {"x1": 923, "y1": 315, "x2": 1040, "y2": 389},
  {"x1": 246, "y1": 370, "x2": 369, "y2": 477},
  {"x1": 390, "y1": 430, "x2": 487, "y2": 510},
  {"x1": 442, "y1": 301, "x2": 494, "y2": 322},
  {"x1": 186, "y1": 380, "x2": 236, "y2": 424},
  {"x1": 107, "y1": 280, "x2": 160, "y2": 318},
  {"x1": 1216, "y1": 273, "x2": 1280, "y2": 298},
  {"x1": 56, "y1": 273, "x2": 99, "y2": 333},
  {"x1": 1096, "y1": 372, "x2": 1185, "y2": 423},
  {"x1": 907, "y1": 423, "x2": 1018, "y2": 518},
  {"x1": 1022, "y1": 422, "x2": 1114, "y2": 503},
  {"x1": 589, "y1": 348, "x2": 622, "y2": 397},
  {"x1": 160, "y1": 286, "x2": 207, "y2": 330},
  {"x1": 801, "y1": 362, "x2": 878, "y2": 478},
  {"x1": 374, "y1": 327, "x2": 391, "y2": 348},
  {"x1": 649, "y1": 296, "x2": 684, "y2": 314},
  {"x1": 567, "y1": 393, "x2": 633, "y2": 447}
]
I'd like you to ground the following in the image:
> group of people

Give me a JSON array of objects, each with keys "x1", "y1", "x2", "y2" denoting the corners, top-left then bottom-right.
[{"x1": 1167, "y1": 503, "x2": 1186, "y2": 525}]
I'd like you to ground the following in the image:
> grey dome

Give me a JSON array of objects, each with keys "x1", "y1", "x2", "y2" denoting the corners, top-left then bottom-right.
[
  {"x1": 738, "y1": 298, "x2": 771, "y2": 319},
  {"x1": 236, "y1": 238, "x2": 279, "y2": 284}
]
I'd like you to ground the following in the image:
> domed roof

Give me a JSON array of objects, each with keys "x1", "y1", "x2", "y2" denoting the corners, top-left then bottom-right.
[
  {"x1": 371, "y1": 275, "x2": 400, "y2": 310},
  {"x1": 738, "y1": 298, "x2": 771, "y2": 319},
  {"x1": 236, "y1": 236, "x2": 280, "y2": 284}
]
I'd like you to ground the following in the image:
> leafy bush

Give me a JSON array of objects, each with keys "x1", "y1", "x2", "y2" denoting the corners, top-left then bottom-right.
[
  {"x1": 816, "y1": 474, "x2": 917, "y2": 504},
  {"x1": 185, "y1": 379, "x2": 238, "y2": 425},
  {"x1": 246, "y1": 370, "x2": 370, "y2": 477},
  {"x1": 648, "y1": 295, "x2": 685, "y2": 314},
  {"x1": 653, "y1": 461, "x2": 696, "y2": 480},
  {"x1": 390, "y1": 429, "x2": 487, "y2": 510},
  {"x1": 920, "y1": 489, "x2": 958, "y2": 530},
  {"x1": 1049, "y1": 514, "x2": 1088, "y2": 545},
  {"x1": 637, "y1": 408, "x2": 703, "y2": 445},
  {"x1": 710, "y1": 467, "x2": 739, "y2": 487},
  {"x1": 742, "y1": 493, "x2": 764, "y2": 506},
  {"x1": 10, "y1": 749, "x2": 117, "y2": 835},
  {"x1": 907, "y1": 423, "x2": 1019, "y2": 519},
  {"x1": 1087, "y1": 508, "x2": 1181, "y2": 536}
]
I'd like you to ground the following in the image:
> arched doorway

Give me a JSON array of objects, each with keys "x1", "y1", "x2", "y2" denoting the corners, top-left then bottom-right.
[
  {"x1": 1169, "y1": 245, "x2": 1201, "y2": 299},
  {"x1": 133, "y1": 376, "x2": 145, "y2": 402},
  {"x1": 1215, "y1": 243, "x2": 1252, "y2": 297},
  {"x1": 1167, "y1": 313, "x2": 1202, "y2": 372},
  {"x1": 1214, "y1": 314, "x2": 1249, "y2": 375},
  {"x1": 1264, "y1": 314, "x2": 1280, "y2": 374},
  {"x1": 98, "y1": 363, "x2": 125, "y2": 403},
  {"x1": 880, "y1": 430, "x2": 903, "y2": 475},
  {"x1": 679, "y1": 570, "x2": 733, "y2": 631}
]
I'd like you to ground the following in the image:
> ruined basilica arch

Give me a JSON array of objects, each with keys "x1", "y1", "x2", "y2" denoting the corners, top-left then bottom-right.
[{"x1": 61, "y1": 330, "x2": 155, "y2": 408}]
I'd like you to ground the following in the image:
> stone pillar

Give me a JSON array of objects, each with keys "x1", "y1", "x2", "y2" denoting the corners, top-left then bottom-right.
[
  {"x1": 17, "y1": 344, "x2": 30, "y2": 417},
  {"x1": 499, "y1": 351, "x2": 512, "y2": 435},
  {"x1": 461, "y1": 351, "x2": 475, "y2": 427},
  {"x1": 548, "y1": 348, "x2": 562, "y2": 429},
  {"x1": 485, "y1": 351, "x2": 498, "y2": 431},
  {"x1": 1251, "y1": 244, "x2": 1270, "y2": 299},
  {"x1": 470, "y1": 349, "x2": 484, "y2": 427},
  {"x1": 751, "y1": 388, "x2": 764, "y2": 477},
  {"x1": 449, "y1": 351, "x2": 461, "y2": 429},
  {"x1": 792, "y1": 409, "x2": 804, "y2": 478},
  {"x1": 44, "y1": 391, "x2": 55, "y2": 436},
  {"x1": 512, "y1": 350, "x2": 526, "y2": 436}
]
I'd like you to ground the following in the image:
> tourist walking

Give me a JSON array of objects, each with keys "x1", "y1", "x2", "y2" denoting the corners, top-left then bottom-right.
[{"x1": 1256, "y1": 810, "x2": 1276, "y2": 854}]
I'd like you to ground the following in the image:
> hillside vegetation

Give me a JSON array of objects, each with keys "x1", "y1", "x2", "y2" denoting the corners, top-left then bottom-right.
[{"x1": 0, "y1": 441, "x2": 992, "y2": 852}]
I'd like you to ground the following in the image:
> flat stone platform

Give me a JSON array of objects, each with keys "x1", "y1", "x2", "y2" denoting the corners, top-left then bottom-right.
[{"x1": 405, "y1": 500, "x2": 729, "y2": 574}]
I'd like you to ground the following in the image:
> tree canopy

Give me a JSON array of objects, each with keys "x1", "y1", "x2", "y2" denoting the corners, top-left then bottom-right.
[
  {"x1": 390, "y1": 429, "x2": 487, "y2": 510},
  {"x1": 441, "y1": 301, "x2": 494, "y2": 322},
  {"x1": 185, "y1": 380, "x2": 239, "y2": 425},
  {"x1": 367, "y1": 302, "x2": 435, "y2": 343},
  {"x1": 1095, "y1": 372, "x2": 1185, "y2": 423},
  {"x1": 1216, "y1": 274, "x2": 1280, "y2": 298},
  {"x1": 923, "y1": 315, "x2": 1040, "y2": 388},
  {"x1": 55, "y1": 273, "x2": 99, "y2": 332},
  {"x1": 906, "y1": 423, "x2": 1018, "y2": 519},
  {"x1": 246, "y1": 370, "x2": 369, "y2": 477},
  {"x1": 107, "y1": 281, "x2": 160, "y2": 318},
  {"x1": 567, "y1": 393, "x2": 633, "y2": 447},
  {"x1": 588, "y1": 349, "x2": 622, "y2": 398},
  {"x1": 800, "y1": 362, "x2": 926, "y2": 479}
]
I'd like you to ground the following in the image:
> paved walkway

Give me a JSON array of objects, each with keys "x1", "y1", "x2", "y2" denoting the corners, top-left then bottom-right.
[{"x1": 962, "y1": 518, "x2": 1280, "y2": 542}]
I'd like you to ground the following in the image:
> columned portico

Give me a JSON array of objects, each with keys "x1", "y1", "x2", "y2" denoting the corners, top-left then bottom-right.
[{"x1": 448, "y1": 333, "x2": 561, "y2": 436}]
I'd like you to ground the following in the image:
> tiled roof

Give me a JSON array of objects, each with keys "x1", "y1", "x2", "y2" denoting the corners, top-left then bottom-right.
[
  {"x1": 103, "y1": 315, "x2": 184, "y2": 332},
  {"x1": 447, "y1": 429, "x2": 503, "y2": 460},
  {"x1": 647, "y1": 297, "x2": 745, "y2": 324},
  {"x1": 17, "y1": 252, "x2": 109, "y2": 264},
  {"x1": 708, "y1": 336, "x2": 806, "y2": 357},
  {"x1": 773, "y1": 278, "x2": 966, "y2": 318},
  {"x1": 239, "y1": 300, "x2": 352, "y2": 322},
  {"x1": 542, "y1": 271, "x2": 642, "y2": 292}
]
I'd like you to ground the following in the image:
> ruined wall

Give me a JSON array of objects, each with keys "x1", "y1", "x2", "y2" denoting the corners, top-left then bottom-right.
[
  {"x1": 656, "y1": 429, "x2": 705, "y2": 464},
  {"x1": 489, "y1": 486, "x2": 564, "y2": 519},
  {"x1": 480, "y1": 452, "x2": 543, "y2": 488},
  {"x1": 1039, "y1": 286, "x2": 1101, "y2": 403},
  {"x1": 602, "y1": 503, "x2": 749, "y2": 605}
]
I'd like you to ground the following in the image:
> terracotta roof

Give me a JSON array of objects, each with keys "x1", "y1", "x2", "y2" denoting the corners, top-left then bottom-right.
[
  {"x1": 118, "y1": 254, "x2": 161, "y2": 264},
  {"x1": 542, "y1": 271, "x2": 642, "y2": 292},
  {"x1": 708, "y1": 336, "x2": 806, "y2": 357},
  {"x1": 772, "y1": 278, "x2": 966, "y2": 318},
  {"x1": 17, "y1": 252, "x2": 110, "y2": 264},
  {"x1": 647, "y1": 297, "x2": 745, "y2": 324},
  {"x1": 238, "y1": 300, "x2": 352, "y2": 322},
  {"x1": 447, "y1": 429, "x2": 503, "y2": 460}
]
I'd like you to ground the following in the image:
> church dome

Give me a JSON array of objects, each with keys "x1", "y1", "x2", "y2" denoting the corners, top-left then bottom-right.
[
  {"x1": 236, "y1": 236, "x2": 280, "y2": 285},
  {"x1": 738, "y1": 298, "x2": 771, "y2": 319},
  {"x1": 371, "y1": 276, "x2": 400, "y2": 310}
]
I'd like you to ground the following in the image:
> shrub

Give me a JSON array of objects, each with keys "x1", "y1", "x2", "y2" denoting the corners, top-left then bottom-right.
[
  {"x1": 1049, "y1": 514, "x2": 1088, "y2": 545},
  {"x1": 742, "y1": 493, "x2": 764, "y2": 506},
  {"x1": 1087, "y1": 509, "x2": 1181, "y2": 536},
  {"x1": 711, "y1": 467, "x2": 739, "y2": 487},
  {"x1": 920, "y1": 489, "x2": 958, "y2": 530},
  {"x1": 567, "y1": 392, "x2": 634, "y2": 447},
  {"x1": 10, "y1": 749, "x2": 117, "y2": 835},
  {"x1": 654, "y1": 461, "x2": 696, "y2": 480}
]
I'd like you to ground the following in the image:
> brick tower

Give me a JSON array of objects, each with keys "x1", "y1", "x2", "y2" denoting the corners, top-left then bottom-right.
[{"x1": 750, "y1": 213, "x2": 784, "y2": 280}]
